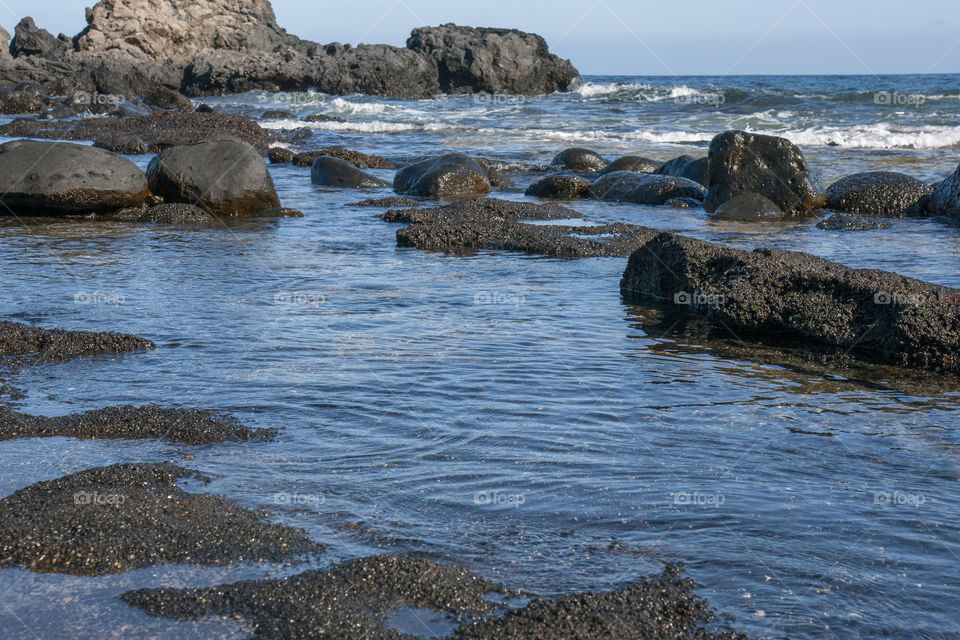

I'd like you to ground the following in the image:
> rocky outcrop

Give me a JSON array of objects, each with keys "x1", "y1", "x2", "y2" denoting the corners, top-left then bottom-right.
[
  {"x1": 704, "y1": 131, "x2": 824, "y2": 216},
  {"x1": 10, "y1": 18, "x2": 67, "y2": 59},
  {"x1": 0, "y1": 140, "x2": 149, "y2": 215},
  {"x1": 919, "y1": 164, "x2": 960, "y2": 220},
  {"x1": 146, "y1": 137, "x2": 280, "y2": 215},
  {"x1": 311, "y1": 156, "x2": 388, "y2": 188},
  {"x1": 407, "y1": 24, "x2": 580, "y2": 94},
  {"x1": 825, "y1": 171, "x2": 931, "y2": 218},
  {"x1": 0, "y1": 25, "x2": 10, "y2": 59},
  {"x1": 394, "y1": 153, "x2": 492, "y2": 199},
  {"x1": 589, "y1": 171, "x2": 705, "y2": 205},
  {"x1": 620, "y1": 232, "x2": 960, "y2": 372}
]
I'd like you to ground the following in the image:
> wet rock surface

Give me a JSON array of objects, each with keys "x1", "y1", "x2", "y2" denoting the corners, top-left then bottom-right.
[
  {"x1": 349, "y1": 196, "x2": 423, "y2": 208},
  {"x1": 655, "y1": 155, "x2": 709, "y2": 187},
  {"x1": 927, "y1": 162, "x2": 960, "y2": 220},
  {"x1": 311, "y1": 156, "x2": 388, "y2": 188},
  {"x1": 0, "y1": 463, "x2": 320, "y2": 576},
  {"x1": 111, "y1": 203, "x2": 213, "y2": 224},
  {"x1": 122, "y1": 559, "x2": 749, "y2": 640},
  {"x1": 525, "y1": 174, "x2": 590, "y2": 199},
  {"x1": 146, "y1": 137, "x2": 281, "y2": 215},
  {"x1": 825, "y1": 171, "x2": 931, "y2": 217},
  {"x1": 620, "y1": 232, "x2": 960, "y2": 372},
  {"x1": 394, "y1": 153, "x2": 492, "y2": 199},
  {"x1": 818, "y1": 212, "x2": 892, "y2": 231},
  {"x1": 0, "y1": 140, "x2": 149, "y2": 215},
  {"x1": 0, "y1": 111, "x2": 279, "y2": 154},
  {"x1": 713, "y1": 193, "x2": 784, "y2": 221},
  {"x1": 589, "y1": 171, "x2": 706, "y2": 205},
  {"x1": 0, "y1": 405, "x2": 274, "y2": 444},
  {"x1": 704, "y1": 130, "x2": 825, "y2": 216},
  {"x1": 551, "y1": 148, "x2": 606, "y2": 172},
  {"x1": 386, "y1": 198, "x2": 658, "y2": 258},
  {"x1": 599, "y1": 156, "x2": 662, "y2": 175},
  {"x1": 0, "y1": 320, "x2": 154, "y2": 362},
  {"x1": 291, "y1": 148, "x2": 395, "y2": 169}
]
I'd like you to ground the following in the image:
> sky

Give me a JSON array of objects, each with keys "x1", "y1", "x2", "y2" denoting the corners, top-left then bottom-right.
[{"x1": 1, "y1": 0, "x2": 958, "y2": 75}]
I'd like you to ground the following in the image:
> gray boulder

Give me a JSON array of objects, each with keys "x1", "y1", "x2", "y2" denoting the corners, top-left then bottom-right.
[
  {"x1": 825, "y1": 171, "x2": 931, "y2": 218},
  {"x1": 713, "y1": 193, "x2": 784, "y2": 221},
  {"x1": 704, "y1": 131, "x2": 824, "y2": 216},
  {"x1": 311, "y1": 156, "x2": 388, "y2": 188},
  {"x1": 590, "y1": 171, "x2": 705, "y2": 205},
  {"x1": 551, "y1": 148, "x2": 605, "y2": 172},
  {"x1": 394, "y1": 153, "x2": 492, "y2": 199},
  {"x1": 146, "y1": 137, "x2": 280, "y2": 215},
  {"x1": 525, "y1": 174, "x2": 590, "y2": 199},
  {"x1": 927, "y1": 164, "x2": 960, "y2": 219},
  {"x1": 599, "y1": 156, "x2": 661, "y2": 175},
  {"x1": 656, "y1": 155, "x2": 709, "y2": 187},
  {"x1": 0, "y1": 140, "x2": 149, "y2": 214},
  {"x1": 407, "y1": 24, "x2": 580, "y2": 94}
]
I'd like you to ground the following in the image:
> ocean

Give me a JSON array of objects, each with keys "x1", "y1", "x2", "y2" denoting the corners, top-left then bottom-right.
[{"x1": 0, "y1": 74, "x2": 958, "y2": 639}]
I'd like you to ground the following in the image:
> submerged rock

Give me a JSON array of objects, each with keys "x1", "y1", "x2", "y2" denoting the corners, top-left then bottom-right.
[
  {"x1": 589, "y1": 171, "x2": 706, "y2": 205},
  {"x1": 655, "y1": 155, "x2": 709, "y2": 187},
  {"x1": 825, "y1": 171, "x2": 931, "y2": 217},
  {"x1": 551, "y1": 148, "x2": 605, "y2": 172},
  {"x1": 704, "y1": 130, "x2": 824, "y2": 215},
  {"x1": 620, "y1": 232, "x2": 960, "y2": 372},
  {"x1": 599, "y1": 156, "x2": 661, "y2": 175},
  {"x1": 147, "y1": 137, "x2": 281, "y2": 215},
  {"x1": 110, "y1": 203, "x2": 213, "y2": 224},
  {"x1": 348, "y1": 196, "x2": 423, "y2": 208},
  {"x1": 0, "y1": 405, "x2": 274, "y2": 444},
  {"x1": 525, "y1": 174, "x2": 590, "y2": 199},
  {"x1": 394, "y1": 153, "x2": 492, "y2": 199},
  {"x1": 0, "y1": 140, "x2": 149, "y2": 215},
  {"x1": 0, "y1": 320, "x2": 153, "y2": 361},
  {"x1": 713, "y1": 193, "x2": 784, "y2": 221},
  {"x1": 0, "y1": 463, "x2": 320, "y2": 575},
  {"x1": 292, "y1": 148, "x2": 395, "y2": 169},
  {"x1": 926, "y1": 163, "x2": 960, "y2": 220},
  {"x1": 817, "y1": 213, "x2": 892, "y2": 231},
  {"x1": 311, "y1": 156, "x2": 388, "y2": 188}
]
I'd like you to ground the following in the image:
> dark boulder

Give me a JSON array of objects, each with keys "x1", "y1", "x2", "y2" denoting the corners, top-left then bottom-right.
[
  {"x1": 394, "y1": 153, "x2": 492, "y2": 199},
  {"x1": 817, "y1": 213, "x2": 892, "y2": 231},
  {"x1": 665, "y1": 197, "x2": 702, "y2": 209},
  {"x1": 9, "y1": 17, "x2": 67, "y2": 59},
  {"x1": 93, "y1": 138, "x2": 149, "y2": 154},
  {"x1": 599, "y1": 156, "x2": 661, "y2": 175},
  {"x1": 112, "y1": 203, "x2": 213, "y2": 224},
  {"x1": 268, "y1": 147, "x2": 295, "y2": 163},
  {"x1": 302, "y1": 113, "x2": 345, "y2": 123},
  {"x1": 524, "y1": 174, "x2": 590, "y2": 199},
  {"x1": 311, "y1": 156, "x2": 388, "y2": 188},
  {"x1": 262, "y1": 109, "x2": 295, "y2": 119},
  {"x1": 589, "y1": 171, "x2": 705, "y2": 205},
  {"x1": 142, "y1": 87, "x2": 192, "y2": 111},
  {"x1": 0, "y1": 82, "x2": 49, "y2": 113},
  {"x1": 314, "y1": 45, "x2": 441, "y2": 99},
  {"x1": 293, "y1": 148, "x2": 395, "y2": 169},
  {"x1": 825, "y1": 171, "x2": 931, "y2": 217},
  {"x1": 39, "y1": 105, "x2": 77, "y2": 119},
  {"x1": 407, "y1": 24, "x2": 580, "y2": 94},
  {"x1": 917, "y1": 164, "x2": 960, "y2": 220},
  {"x1": 704, "y1": 131, "x2": 824, "y2": 216},
  {"x1": 551, "y1": 148, "x2": 605, "y2": 172},
  {"x1": 620, "y1": 232, "x2": 960, "y2": 372},
  {"x1": 0, "y1": 140, "x2": 149, "y2": 215},
  {"x1": 713, "y1": 193, "x2": 784, "y2": 221},
  {"x1": 656, "y1": 155, "x2": 709, "y2": 187},
  {"x1": 146, "y1": 137, "x2": 280, "y2": 215}
]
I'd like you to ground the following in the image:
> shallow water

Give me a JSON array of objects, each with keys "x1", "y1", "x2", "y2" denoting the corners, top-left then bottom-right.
[{"x1": 1, "y1": 76, "x2": 959, "y2": 639}]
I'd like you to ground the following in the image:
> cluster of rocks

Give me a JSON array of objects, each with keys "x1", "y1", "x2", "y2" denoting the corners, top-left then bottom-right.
[{"x1": 0, "y1": 1, "x2": 580, "y2": 99}]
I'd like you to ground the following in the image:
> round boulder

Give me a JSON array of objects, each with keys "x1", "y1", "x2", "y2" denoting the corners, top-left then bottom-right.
[
  {"x1": 589, "y1": 171, "x2": 705, "y2": 205},
  {"x1": 525, "y1": 174, "x2": 590, "y2": 199},
  {"x1": 0, "y1": 140, "x2": 149, "y2": 215},
  {"x1": 599, "y1": 156, "x2": 661, "y2": 175},
  {"x1": 713, "y1": 193, "x2": 784, "y2": 221},
  {"x1": 393, "y1": 153, "x2": 492, "y2": 199},
  {"x1": 825, "y1": 171, "x2": 931, "y2": 218},
  {"x1": 551, "y1": 148, "x2": 606, "y2": 172},
  {"x1": 311, "y1": 156, "x2": 388, "y2": 188},
  {"x1": 146, "y1": 137, "x2": 280, "y2": 216}
]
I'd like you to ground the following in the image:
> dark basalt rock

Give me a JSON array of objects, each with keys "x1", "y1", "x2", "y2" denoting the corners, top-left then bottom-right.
[
  {"x1": 825, "y1": 171, "x2": 931, "y2": 217},
  {"x1": 0, "y1": 320, "x2": 154, "y2": 362},
  {"x1": 292, "y1": 148, "x2": 395, "y2": 169},
  {"x1": 146, "y1": 137, "x2": 281, "y2": 215},
  {"x1": 0, "y1": 405, "x2": 274, "y2": 444},
  {"x1": 923, "y1": 163, "x2": 960, "y2": 220},
  {"x1": 704, "y1": 130, "x2": 825, "y2": 215},
  {"x1": 407, "y1": 24, "x2": 580, "y2": 95},
  {"x1": 665, "y1": 197, "x2": 702, "y2": 209},
  {"x1": 0, "y1": 81, "x2": 52, "y2": 113},
  {"x1": 0, "y1": 463, "x2": 320, "y2": 576},
  {"x1": 599, "y1": 156, "x2": 662, "y2": 175},
  {"x1": 0, "y1": 140, "x2": 150, "y2": 215},
  {"x1": 0, "y1": 110, "x2": 279, "y2": 153},
  {"x1": 817, "y1": 213, "x2": 892, "y2": 231},
  {"x1": 348, "y1": 196, "x2": 423, "y2": 208},
  {"x1": 141, "y1": 86, "x2": 192, "y2": 111},
  {"x1": 311, "y1": 156, "x2": 388, "y2": 188},
  {"x1": 93, "y1": 138, "x2": 149, "y2": 154},
  {"x1": 713, "y1": 193, "x2": 784, "y2": 221},
  {"x1": 9, "y1": 17, "x2": 67, "y2": 59},
  {"x1": 268, "y1": 146, "x2": 294, "y2": 163},
  {"x1": 589, "y1": 171, "x2": 706, "y2": 205},
  {"x1": 655, "y1": 155, "x2": 709, "y2": 187},
  {"x1": 302, "y1": 112, "x2": 345, "y2": 123},
  {"x1": 39, "y1": 104, "x2": 77, "y2": 119},
  {"x1": 525, "y1": 174, "x2": 590, "y2": 199},
  {"x1": 111, "y1": 203, "x2": 213, "y2": 224},
  {"x1": 394, "y1": 153, "x2": 492, "y2": 199},
  {"x1": 551, "y1": 148, "x2": 606, "y2": 172},
  {"x1": 387, "y1": 198, "x2": 658, "y2": 258},
  {"x1": 261, "y1": 109, "x2": 295, "y2": 119},
  {"x1": 620, "y1": 232, "x2": 960, "y2": 372}
]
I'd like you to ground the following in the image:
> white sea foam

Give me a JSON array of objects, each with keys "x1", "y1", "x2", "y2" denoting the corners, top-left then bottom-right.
[
  {"x1": 576, "y1": 81, "x2": 651, "y2": 98},
  {"x1": 763, "y1": 123, "x2": 960, "y2": 150}
]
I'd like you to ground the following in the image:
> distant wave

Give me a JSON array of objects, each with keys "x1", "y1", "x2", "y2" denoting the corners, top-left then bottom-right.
[
  {"x1": 260, "y1": 119, "x2": 453, "y2": 134},
  {"x1": 773, "y1": 123, "x2": 960, "y2": 150}
]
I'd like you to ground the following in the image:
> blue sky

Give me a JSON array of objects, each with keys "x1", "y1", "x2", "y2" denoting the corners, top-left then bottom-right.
[{"x1": 2, "y1": 0, "x2": 958, "y2": 75}]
